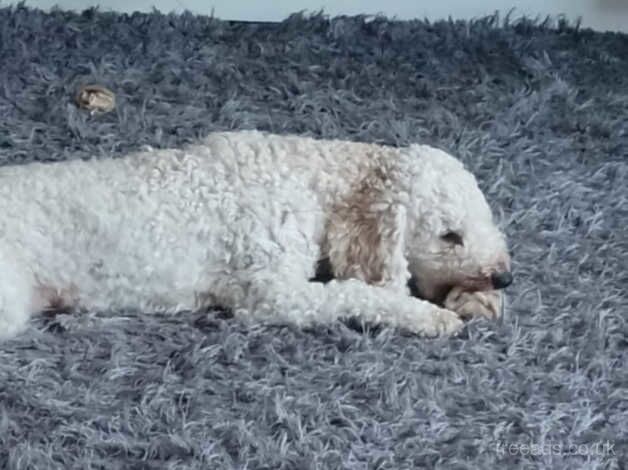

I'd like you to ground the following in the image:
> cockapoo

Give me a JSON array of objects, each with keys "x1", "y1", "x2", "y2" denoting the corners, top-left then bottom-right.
[{"x1": 0, "y1": 131, "x2": 512, "y2": 340}]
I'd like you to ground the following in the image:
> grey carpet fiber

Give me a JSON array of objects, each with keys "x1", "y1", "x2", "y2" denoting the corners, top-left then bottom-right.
[{"x1": 0, "y1": 6, "x2": 627, "y2": 469}]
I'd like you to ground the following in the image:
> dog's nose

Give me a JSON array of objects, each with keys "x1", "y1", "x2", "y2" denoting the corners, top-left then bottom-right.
[{"x1": 491, "y1": 271, "x2": 513, "y2": 289}]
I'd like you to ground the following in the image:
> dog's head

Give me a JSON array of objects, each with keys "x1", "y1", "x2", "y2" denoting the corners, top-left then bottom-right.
[
  {"x1": 402, "y1": 145, "x2": 512, "y2": 303},
  {"x1": 325, "y1": 143, "x2": 512, "y2": 303}
]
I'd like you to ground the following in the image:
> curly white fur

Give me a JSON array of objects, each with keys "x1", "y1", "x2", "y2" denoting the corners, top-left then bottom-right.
[{"x1": 0, "y1": 131, "x2": 511, "y2": 340}]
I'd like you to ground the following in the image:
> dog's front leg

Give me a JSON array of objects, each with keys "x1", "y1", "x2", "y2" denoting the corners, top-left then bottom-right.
[{"x1": 229, "y1": 275, "x2": 463, "y2": 337}]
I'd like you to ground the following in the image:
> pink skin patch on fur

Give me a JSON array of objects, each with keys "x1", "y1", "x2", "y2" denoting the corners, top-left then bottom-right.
[{"x1": 33, "y1": 284, "x2": 79, "y2": 314}]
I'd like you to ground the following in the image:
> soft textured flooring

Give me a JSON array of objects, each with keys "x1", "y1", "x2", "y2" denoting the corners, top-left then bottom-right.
[{"x1": 0, "y1": 6, "x2": 626, "y2": 469}]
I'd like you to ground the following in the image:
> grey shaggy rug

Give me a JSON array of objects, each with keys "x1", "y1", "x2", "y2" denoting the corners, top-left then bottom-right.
[{"x1": 0, "y1": 5, "x2": 627, "y2": 469}]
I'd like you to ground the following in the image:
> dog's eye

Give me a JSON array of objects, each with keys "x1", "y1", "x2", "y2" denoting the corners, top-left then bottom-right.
[{"x1": 441, "y1": 231, "x2": 464, "y2": 246}]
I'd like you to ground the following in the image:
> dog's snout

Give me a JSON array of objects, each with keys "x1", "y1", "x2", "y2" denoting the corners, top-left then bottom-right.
[{"x1": 491, "y1": 271, "x2": 513, "y2": 289}]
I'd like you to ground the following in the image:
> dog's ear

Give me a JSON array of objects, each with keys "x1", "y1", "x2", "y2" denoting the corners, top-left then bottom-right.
[{"x1": 325, "y1": 169, "x2": 410, "y2": 292}]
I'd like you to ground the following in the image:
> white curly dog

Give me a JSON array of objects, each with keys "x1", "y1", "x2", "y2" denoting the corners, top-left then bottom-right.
[{"x1": 0, "y1": 131, "x2": 512, "y2": 340}]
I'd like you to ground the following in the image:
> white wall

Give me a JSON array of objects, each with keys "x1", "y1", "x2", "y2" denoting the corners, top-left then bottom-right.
[{"x1": 5, "y1": 0, "x2": 628, "y2": 32}]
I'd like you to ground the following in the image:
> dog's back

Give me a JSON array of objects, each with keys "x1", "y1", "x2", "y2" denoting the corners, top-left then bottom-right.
[{"x1": 0, "y1": 132, "x2": 368, "y2": 318}]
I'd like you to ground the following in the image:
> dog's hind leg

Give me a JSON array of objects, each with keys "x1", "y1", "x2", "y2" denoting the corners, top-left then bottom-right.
[{"x1": 0, "y1": 253, "x2": 34, "y2": 340}]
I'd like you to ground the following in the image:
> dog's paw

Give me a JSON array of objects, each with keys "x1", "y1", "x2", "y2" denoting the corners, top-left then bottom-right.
[
  {"x1": 444, "y1": 287, "x2": 502, "y2": 320},
  {"x1": 402, "y1": 304, "x2": 463, "y2": 337},
  {"x1": 429, "y1": 306, "x2": 464, "y2": 336}
]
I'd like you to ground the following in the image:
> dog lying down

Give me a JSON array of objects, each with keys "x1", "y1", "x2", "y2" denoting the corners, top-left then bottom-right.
[{"x1": 0, "y1": 131, "x2": 512, "y2": 340}]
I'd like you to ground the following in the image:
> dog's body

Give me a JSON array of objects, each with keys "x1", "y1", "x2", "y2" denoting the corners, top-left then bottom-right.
[{"x1": 0, "y1": 131, "x2": 511, "y2": 339}]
